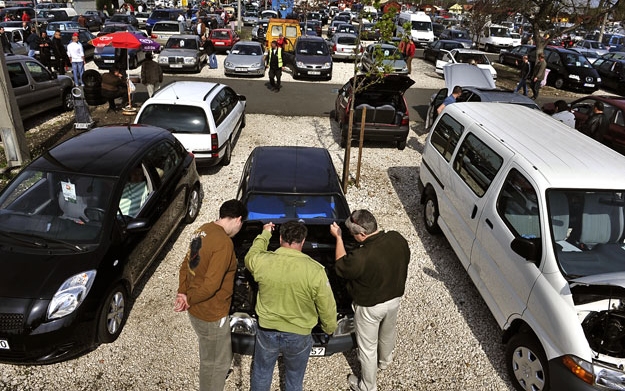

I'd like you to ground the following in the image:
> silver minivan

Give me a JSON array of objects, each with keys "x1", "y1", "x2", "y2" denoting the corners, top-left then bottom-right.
[
  {"x1": 419, "y1": 102, "x2": 625, "y2": 390},
  {"x1": 6, "y1": 55, "x2": 74, "y2": 120}
]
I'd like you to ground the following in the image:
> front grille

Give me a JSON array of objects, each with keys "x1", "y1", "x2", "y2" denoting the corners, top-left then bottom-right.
[
  {"x1": 0, "y1": 313, "x2": 24, "y2": 331},
  {"x1": 168, "y1": 56, "x2": 183, "y2": 64}
]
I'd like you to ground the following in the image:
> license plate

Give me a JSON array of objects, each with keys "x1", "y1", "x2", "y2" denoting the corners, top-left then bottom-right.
[
  {"x1": 215, "y1": 42, "x2": 224, "y2": 45},
  {"x1": 584, "y1": 83, "x2": 595, "y2": 87},
  {"x1": 170, "y1": 64, "x2": 183, "y2": 68},
  {"x1": 235, "y1": 67, "x2": 246, "y2": 72},
  {"x1": 0, "y1": 339, "x2": 9, "y2": 350},
  {"x1": 310, "y1": 347, "x2": 325, "y2": 356},
  {"x1": 308, "y1": 71, "x2": 321, "y2": 75},
  {"x1": 104, "y1": 60, "x2": 114, "y2": 63}
]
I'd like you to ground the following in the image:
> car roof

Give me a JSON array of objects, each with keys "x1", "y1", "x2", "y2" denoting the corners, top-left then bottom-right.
[
  {"x1": 149, "y1": 81, "x2": 222, "y2": 103},
  {"x1": 297, "y1": 35, "x2": 324, "y2": 42},
  {"x1": 444, "y1": 102, "x2": 625, "y2": 189},
  {"x1": 574, "y1": 95, "x2": 625, "y2": 109},
  {"x1": 28, "y1": 125, "x2": 174, "y2": 177},
  {"x1": 246, "y1": 146, "x2": 343, "y2": 194}
]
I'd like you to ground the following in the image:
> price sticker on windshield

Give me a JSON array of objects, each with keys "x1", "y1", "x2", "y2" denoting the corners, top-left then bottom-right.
[{"x1": 0, "y1": 339, "x2": 10, "y2": 350}]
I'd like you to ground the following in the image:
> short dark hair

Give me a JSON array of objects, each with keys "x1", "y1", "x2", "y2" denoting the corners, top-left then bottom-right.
[
  {"x1": 145, "y1": 52, "x2": 153, "y2": 60},
  {"x1": 280, "y1": 220, "x2": 307, "y2": 244},
  {"x1": 345, "y1": 209, "x2": 377, "y2": 235},
  {"x1": 219, "y1": 199, "x2": 248, "y2": 219},
  {"x1": 452, "y1": 85, "x2": 462, "y2": 94},
  {"x1": 594, "y1": 101, "x2": 605, "y2": 111},
  {"x1": 554, "y1": 100, "x2": 569, "y2": 112}
]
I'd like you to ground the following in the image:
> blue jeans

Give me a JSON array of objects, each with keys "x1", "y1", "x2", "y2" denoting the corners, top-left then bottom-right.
[
  {"x1": 71, "y1": 61, "x2": 84, "y2": 86},
  {"x1": 514, "y1": 78, "x2": 528, "y2": 95},
  {"x1": 251, "y1": 328, "x2": 312, "y2": 391}
]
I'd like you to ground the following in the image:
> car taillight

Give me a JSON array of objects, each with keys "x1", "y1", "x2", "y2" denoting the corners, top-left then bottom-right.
[
  {"x1": 401, "y1": 102, "x2": 409, "y2": 126},
  {"x1": 333, "y1": 44, "x2": 337, "y2": 52},
  {"x1": 211, "y1": 133, "x2": 218, "y2": 157},
  {"x1": 151, "y1": 33, "x2": 157, "y2": 39}
]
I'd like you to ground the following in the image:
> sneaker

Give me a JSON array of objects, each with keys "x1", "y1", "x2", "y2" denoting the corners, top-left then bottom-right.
[
  {"x1": 378, "y1": 362, "x2": 389, "y2": 370},
  {"x1": 347, "y1": 374, "x2": 360, "y2": 391}
]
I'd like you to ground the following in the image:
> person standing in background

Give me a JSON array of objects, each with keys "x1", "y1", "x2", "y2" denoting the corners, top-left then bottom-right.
[
  {"x1": 530, "y1": 52, "x2": 546, "y2": 100},
  {"x1": 141, "y1": 52, "x2": 162, "y2": 98},
  {"x1": 38, "y1": 31, "x2": 52, "y2": 71},
  {"x1": 67, "y1": 32, "x2": 85, "y2": 86},
  {"x1": 398, "y1": 38, "x2": 415, "y2": 74},
  {"x1": 51, "y1": 29, "x2": 69, "y2": 75},
  {"x1": 514, "y1": 55, "x2": 531, "y2": 96}
]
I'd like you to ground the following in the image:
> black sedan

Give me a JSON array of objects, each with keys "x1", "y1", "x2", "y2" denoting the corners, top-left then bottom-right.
[
  {"x1": 230, "y1": 146, "x2": 356, "y2": 357},
  {"x1": 498, "y1": 44, "x2": 535, "y2": 68},
  {"x1": 423, "y1": 39, "x2": 463, "y2": 63},
  {"x1": 0, "y1": 125, "x2": 202, "y2": 364}
]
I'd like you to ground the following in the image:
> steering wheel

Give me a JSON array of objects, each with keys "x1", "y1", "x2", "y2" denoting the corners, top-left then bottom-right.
[{"x1": 84, "y1": 207, "x2": 106, "y2": 222}]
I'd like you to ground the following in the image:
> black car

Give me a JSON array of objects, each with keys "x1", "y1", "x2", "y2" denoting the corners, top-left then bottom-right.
[
  {"x1": 334, "y1": 74, "x2": 414, "y2": 150},
  {"x1": 230, "y1": 146, "x2": 356, "y2": 357},
  {"x1": 105, "y1": 13, "x2": 139, "y2": 29},
  {"x1": 592, "y1": 57, "x2": 625, "y2": 95},
  {"x1": 0, "y1": 125, "x2": 202, "y2": 364},
  {"x1": 71, "y1": 14, "x2": 103, "y2": 32},
  {"x1": 498, "y1": 44, "x2": 535, "y2": 68},
  {"x1": 529, "y1": 46, "x2": 601, "y2": 93},
  {"x1": 438, "y1": 28, "x2": 472, "y2": 48},
  {"x1": 359, "y1": 22, "x2": 380, "y2": 41},
  {"x1": 423, "y1": 39, "x2": 463, "y2": 63},
  {"x1": 292, "y1": 35, "x2": 332, "y2": 80}
]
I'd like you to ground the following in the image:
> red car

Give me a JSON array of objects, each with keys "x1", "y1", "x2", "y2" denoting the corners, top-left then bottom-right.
[
  {"x1": 569, "y1": 95, "x2": 625, "y2": 153},
  {"x1": 209, "y1": 28, "x2": 240, "y2": 51}
]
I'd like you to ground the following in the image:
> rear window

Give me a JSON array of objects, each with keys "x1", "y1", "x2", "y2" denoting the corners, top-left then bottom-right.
[
  {"x1": 150, "y1": 10, "x2": 171, "y2": 19},
  {"x1": 337, "y1": 36, "x2": 357, "y2": 45},
  {"x1": 137, "y1": 104, "x2": 209, "y2": 134},
  {"x1": 246, "y1": 194, "x2": 346, "y2": 220},
  {"x1": 153, "y1": 23, "x2": 181, "y2": 32}
]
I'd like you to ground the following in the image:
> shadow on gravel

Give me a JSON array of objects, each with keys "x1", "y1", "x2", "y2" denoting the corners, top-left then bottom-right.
[{"x1": 387, "y1": 165, "x2": 511, "y2": 387}]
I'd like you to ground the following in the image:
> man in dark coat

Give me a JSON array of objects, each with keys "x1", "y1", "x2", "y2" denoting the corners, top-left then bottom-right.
[
  {"x1": 0, "y1": 27, "x2": 12, "y2": 54},
  {"x1": 582, "y1": 101, "x2": 610, "y2": 144},
  {"x1": 51, "y1": 29, "x2": 69, "y2": 75},
  {"x1": 38, "y1": 31, "x2": 52, "y2": 70},
  {"x1": 101, "y1": 66, "x2": 127, "y2": 111}
]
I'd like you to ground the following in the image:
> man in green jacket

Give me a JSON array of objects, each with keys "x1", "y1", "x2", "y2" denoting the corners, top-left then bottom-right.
[{"x1": 245, "y1": 220, "x2": 337, "y2": 391}]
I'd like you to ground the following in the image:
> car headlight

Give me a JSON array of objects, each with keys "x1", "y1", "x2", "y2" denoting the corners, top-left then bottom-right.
[
  {"x1": 595, "y1": 362, "x2": 625, "y2": 389},
  {"x1": 296, "y1": 60, "x2": 304, "y2": 67},
  {"x1": 598, "y1": 77, "x2": 602, "y2": 83},
  {"x1": 321, "y1": 62, "x2": 331, "y2": 69},
  {"x1": 94, "y1": 54, "x2": 101, "y2": 60},
  {"x1": 252, "y1": 62, "x2": 262, "y2": 68},
  {"x1": 569, "y1": 74, "x2": 581, "y2": 81},
  {"x1": 184, "y1": 57, "x2": 196, "y2": 64},
  {"x1": 230, "y1": 312, "x2": 257, "y2": 336},
  {"x1": 334, "y1": 315, "x2": 355, "y2": 337},
  {"x1": 47, "y1": 270, "x2": 96, "y2": 320},
  {"x1": 158, "y1": 57, "x2": 168, "y2": 64}
]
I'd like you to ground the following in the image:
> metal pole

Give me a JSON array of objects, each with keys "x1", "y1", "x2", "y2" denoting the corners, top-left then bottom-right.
[
  {"x1": 355, "y1": 107, "x2": 365, "y2": 187},
  {"x1": 0, "y1": 50, "x2": 29, "y2": 169}
]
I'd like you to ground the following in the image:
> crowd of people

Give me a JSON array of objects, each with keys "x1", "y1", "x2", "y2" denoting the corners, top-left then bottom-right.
[{"x1": 175, "y1": 200, "x2": 410, "y2": 391}]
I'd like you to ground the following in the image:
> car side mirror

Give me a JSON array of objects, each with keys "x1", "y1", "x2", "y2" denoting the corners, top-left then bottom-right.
[
  {"x1": 126, "y1": 218, "x2": 151, "y2": 232},
  {"x1": 239, "y1": 94, "x2": 246, "y2": 101},
  {"x1": 511, "y1": 237, "x2": 541, "y2": 264}
]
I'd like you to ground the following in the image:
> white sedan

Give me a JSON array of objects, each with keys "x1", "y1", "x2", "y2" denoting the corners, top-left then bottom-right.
[{"x1": 435, "y1": 48, "x2": 497, "y2": 80}]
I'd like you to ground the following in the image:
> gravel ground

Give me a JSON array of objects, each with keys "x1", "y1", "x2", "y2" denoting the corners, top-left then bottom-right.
[{"x1": 0, "y1": 54, "x2": 547, "y2": 391}]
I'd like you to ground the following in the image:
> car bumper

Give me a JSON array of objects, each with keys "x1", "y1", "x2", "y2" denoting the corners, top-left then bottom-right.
[
  {"x1": 332, "y1": 52, "x2": 358, "y2": 60},
  {"x1": 548, "y1": 357, "x2": 604, "y2": 390},
  {"x1": 231, "y1": 328, "x2": 355, "y2": 356},
  {"x1": 343, "y1": 124, "x2": 410, "y2": 143},
  {"x1": 159, "y1": 63, "x2": 198, "y2": 71},
  {"x1": 94, "y1": 59, "x2": 117, "y2": 69},
  {"x1": 0, "y1": 298, "x2": 97, "y2": 364},
  {"x1": 294, "y1": 67, "x2": 332, "y2": 78},
  {"x1": 224, "y1": 66, "x2": 265, "y2": 76}
]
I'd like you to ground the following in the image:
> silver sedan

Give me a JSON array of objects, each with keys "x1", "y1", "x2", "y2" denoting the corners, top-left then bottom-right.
[{"x1": 223, "y1": 41, "x2": 266, "y2": 77}]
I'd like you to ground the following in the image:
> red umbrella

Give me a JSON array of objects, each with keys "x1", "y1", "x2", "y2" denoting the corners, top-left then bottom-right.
[{"x1": 90, "y1": 32, "x2": 160, "y2": 112}]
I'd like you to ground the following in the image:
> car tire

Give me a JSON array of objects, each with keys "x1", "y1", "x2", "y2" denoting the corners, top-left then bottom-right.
[
  {"x1": 397, "y1": 140, "x2": 406, "y2": 150},
  {"x1": 554, "y1": 77, "x2": 564, "y2": 89},
  {"x1": 506, "y1": 333, "x2": 549, "y2": 391},
  {"x1": 221, "y1": 140, "x2": 232, "y2": 166},
  {"x1": 62, "y1": 89, "x2": 74, "y2": 111},
  {"x1": 82, "y1": 69, "x2": 102, "y2": 88},
  {"x1": 97, "y1": 284, "x2": 128, "y2": 344},
  {"x1": 184, "y1": 184, "x2": 201, "y2": 224},
  {"x1": 423, "y1": 190, "x2": 441, "y2": 234},
  {"x1": 486, "y1": 44, "x2": 492, "y2": 53}
]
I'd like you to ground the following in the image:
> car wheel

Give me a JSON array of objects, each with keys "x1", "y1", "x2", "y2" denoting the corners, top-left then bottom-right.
[
  {"x1": 62, "y1": 89, "x2": 74, "y2": 111},
  {"x1": 221, "y1": 140, "x2": 232, "y2": 166},
  {"x1": 486, "y1": 44, "x2": 492, "y2": 53},
  {"x1": 506, "y1": 333, "x2": 549, "y2": 391},
  {"x1": 397, "y1": 140, "x2": 406, "y2": 150},
  {"x1": 423, "y1": 190, "x2": 441, "y2": 234},
  {"x1": 97, "y1": 284, "x2": 128, "y2": 344},
  {"x1": 184, "y1": 184, "x2": 201, "y2": 224},
  {"x1": 554, "y1": 77, "x2": 564, "y2": 89}
]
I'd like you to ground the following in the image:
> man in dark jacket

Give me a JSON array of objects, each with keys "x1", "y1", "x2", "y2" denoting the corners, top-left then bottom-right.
[
  {"x1": 530, "y1": 52, "x2": 546, "y2": 100},
  {"x1": 101, "y1": 66, "x2": 127, "y2": 111},
  {"x1": 514, "y1": 55, "x2": 531, "y2": 96},
  {"x1": 330, "y1": 209, "x2": 410, "y2": 391},
  {"x1": 51, "y1": 29, "x2": 69, "y2": 75},
  {"x1": 140, "y1": 52, "x2": 162, "y2": 98},
  {"x1": 0, "y1": 27, "x2": 12, "y2": 54},
  {"x1": 26, "y1": 27, "x2": 38, "y2": 57},
  {"x1": 38, "y1": 31, "x2": 52, "y2": 70},
  {"x1": 582, "y1": 101, "x2": 610, "y2": 144}
]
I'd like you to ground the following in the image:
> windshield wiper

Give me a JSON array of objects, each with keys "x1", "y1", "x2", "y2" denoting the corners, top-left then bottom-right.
[
  {"x1": 2, "y1": 231, "x2": 85, "y2": 252},
  {"x1": 28, "y1": 233, "x2": 85, "y2": 252},
  {"x1": 0, "y1": 230, "x2": 47, "y2": 248}
]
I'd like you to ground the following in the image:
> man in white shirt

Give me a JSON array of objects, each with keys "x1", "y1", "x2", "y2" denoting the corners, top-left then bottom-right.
[
  {"x1": 66, "y1": 32, "x2": 85, "y2": 86},
  {"x1": 551, "y1": 100, "x2": 576, "y2": 128}
]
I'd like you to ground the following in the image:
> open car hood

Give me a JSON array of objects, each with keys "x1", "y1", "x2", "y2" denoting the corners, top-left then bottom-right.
[
  {"x1": 349, "y1": 74, "x2": 415, "y2": 94},
  {"x1": 444, "y1": 63, "x2": 495, "y2": 93}
]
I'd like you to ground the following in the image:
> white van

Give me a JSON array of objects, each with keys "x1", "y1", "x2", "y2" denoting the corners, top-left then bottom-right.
[
  {"x1": 396, "y1": 11, "x2": 434, "y2": 47},
  {"x1": 419, "y1": 102, "x2": 625, "y2": 390},
  {"x1": 477, "y1": 24, "x2": 513, "y2": 52}
]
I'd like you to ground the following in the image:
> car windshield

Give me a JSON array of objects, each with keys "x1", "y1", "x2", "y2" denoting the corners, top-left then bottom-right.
[
  {"x1": 548, "y1": 190, "x2": 625, "y2": 278},
  {"x1": 451, "y1": 30, "x2": 468, "y2": 39},
  {"x1": 590, "y1": 41, "x2": 607, "y2": 50},
  {"x1": 490, "y1": 27, "x2": 510, "y2": 37},
  {"x1": 245, "y1": 194, "x2": 347, "y2": 220},
  {"x1": 231, "y1": 44, "x2": 261, "y2": 55},
  {"x1": 376, "y1": 46, "x2": 402, "y2": 60},
  {"x1": 0, "y1": 169, "x2": 115, "y2": 243},
  {"x1": 455, "y1": 52, "x2": 489, "y2": 64},
  {"x1": 109, "y1": 15, "x2": 129, "y2": 22},
  {"x1": 165, "y1": 38, "x2": 197, "y2": 49},
  {"x1": 296, "y1": 41, "x2": 329, "y2": 55},
  {"x1": 411, "y1": 21, "x2": 432, "y2": 31},
  {"x1": 137, "y1": 104, "x2": 208, "y2": 133}
]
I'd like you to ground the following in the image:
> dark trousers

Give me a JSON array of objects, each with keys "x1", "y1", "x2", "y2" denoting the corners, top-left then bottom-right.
[
  {"x1": 102, "y1": 88, "x2": 127, "y2": 110},
  {"x1": 268, "y1": 67, "x2": 282, "y2": 88},
  {"x1": 54, "y1": 58, "x2": 66, "y2": 75},
  {"x1": 531, "y1": 79, "x2": 542, "y2": 99}
]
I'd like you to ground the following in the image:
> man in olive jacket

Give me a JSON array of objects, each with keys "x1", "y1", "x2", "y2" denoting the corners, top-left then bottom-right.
[
  {"x1": 330, "y1": 209, "x2": 410, "y2": 391},
  {"x1": 141, "y1": 52, "x2": 163, "y2": 98},
  {"x1": 245, "y1": 220, "x2": 337, "y2": 391}
]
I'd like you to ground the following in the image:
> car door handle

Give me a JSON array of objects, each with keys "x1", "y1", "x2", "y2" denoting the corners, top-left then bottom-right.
[
  {"x1": 485, "y1": 218, "x2": 493, "y2": 229},
  {"x1": 471, "y1": 205, "x2": 478, "y2": 219}
]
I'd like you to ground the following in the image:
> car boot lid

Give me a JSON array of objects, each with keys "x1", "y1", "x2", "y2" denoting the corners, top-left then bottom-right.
[
  {"x1": 444, "y1": 63, "x2": 495, "y2": 93},
  {"x1": 349, "y1": 74, "x2": 415, "y2": 93}
]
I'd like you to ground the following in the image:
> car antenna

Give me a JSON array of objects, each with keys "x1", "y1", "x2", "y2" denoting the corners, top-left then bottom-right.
[{"x1": 126, "y1": 123, "x2": 135, "y2": 140}]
